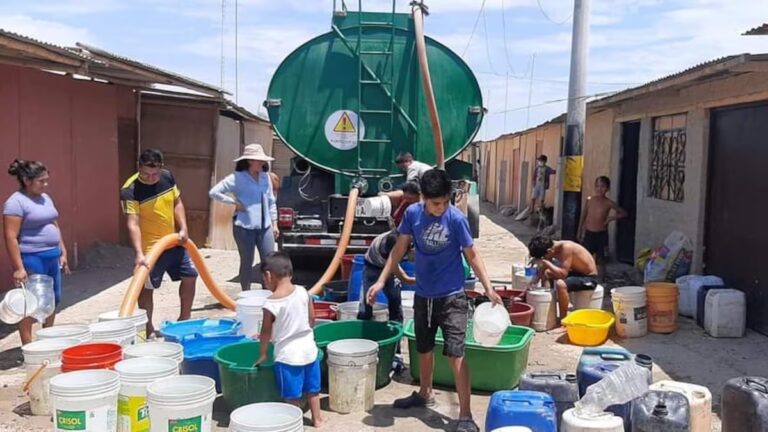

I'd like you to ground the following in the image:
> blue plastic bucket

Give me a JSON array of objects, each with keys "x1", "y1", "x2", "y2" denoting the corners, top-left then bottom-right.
[
  {"x1": 400, "y1": 260, "x2": 416, "y2": 291},
  {"x1": 159, "y1": 318, "x2": 241, "y2": 343},
  {"x1": 347, "y1": 255, "x2": 388, "y2": 304},
  {"x1": 180, "y1": 334, "x2": 246, "y2": 393}
]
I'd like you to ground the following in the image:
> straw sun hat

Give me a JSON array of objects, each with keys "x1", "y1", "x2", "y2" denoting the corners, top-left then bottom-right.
[{"x1": 234, "y1": 144, "x2": 274, "y2": 162}]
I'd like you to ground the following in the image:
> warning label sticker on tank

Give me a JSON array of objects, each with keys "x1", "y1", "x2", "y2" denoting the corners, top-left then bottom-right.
[{"x1": 325, "y1": 110, "x2": 365, "y2": 150}]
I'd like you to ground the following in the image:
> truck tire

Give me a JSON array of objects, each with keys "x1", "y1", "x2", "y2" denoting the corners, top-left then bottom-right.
[{"x1": 468, "y1": 194, "x2": 480, "y2": 239}]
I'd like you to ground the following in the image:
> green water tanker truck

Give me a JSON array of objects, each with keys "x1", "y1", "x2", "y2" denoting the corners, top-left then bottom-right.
[{"x1": 266, "y1": 2, "x2": 483, "y2": 258}]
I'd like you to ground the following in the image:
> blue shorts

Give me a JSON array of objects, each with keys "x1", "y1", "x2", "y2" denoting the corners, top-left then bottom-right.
[
  {"x1": 21, "y1": 246, "x2": 62, "y2": 305},
  {"x1": 273, "y1": 358, "x2": 321, "y2": 400},
  {"x1": 147, "y1": 246, "x2": 198, "y2": 289}
]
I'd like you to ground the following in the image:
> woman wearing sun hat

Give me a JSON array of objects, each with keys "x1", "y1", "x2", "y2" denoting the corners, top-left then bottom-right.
[{"x1": 209, "y1": 143, "x2": 278, "y2": 291}]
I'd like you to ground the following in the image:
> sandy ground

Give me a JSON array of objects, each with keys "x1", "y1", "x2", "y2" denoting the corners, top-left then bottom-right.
[{"x1": 1, "y1": 202, "x2": 766, "y2": 431}]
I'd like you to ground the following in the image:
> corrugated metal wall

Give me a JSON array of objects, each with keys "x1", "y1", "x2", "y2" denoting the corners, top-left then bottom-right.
[
  {"x1": 139, "y1": 95, "x2": 218, "y2": 246},
  {"x1": 0, "y1": 64, "x2": 121, "y2": 284}
]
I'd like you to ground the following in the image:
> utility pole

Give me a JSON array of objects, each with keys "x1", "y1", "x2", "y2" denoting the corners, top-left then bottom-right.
[{"x1": 558, "y1": 0, "x2": 590, "y2": 240}]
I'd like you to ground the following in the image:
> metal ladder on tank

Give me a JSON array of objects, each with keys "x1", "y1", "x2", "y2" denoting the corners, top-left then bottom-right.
[{"x1": 354, "y1": 0, "x2": 397, "y2": 175}]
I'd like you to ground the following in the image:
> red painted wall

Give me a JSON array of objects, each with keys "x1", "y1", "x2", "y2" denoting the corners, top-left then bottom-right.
[{"x1": 0, "y1": 64, "x2": 120, "y2": 286}]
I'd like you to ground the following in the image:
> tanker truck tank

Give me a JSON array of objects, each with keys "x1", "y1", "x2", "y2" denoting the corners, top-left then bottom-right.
[{"x1": 267, "y1": 3, "x2": 482, "y2": 262}]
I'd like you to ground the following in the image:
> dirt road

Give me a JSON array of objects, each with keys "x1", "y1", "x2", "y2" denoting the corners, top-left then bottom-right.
[{"x1": 0, "y1": 203, "x2": 765, "y2": 431}]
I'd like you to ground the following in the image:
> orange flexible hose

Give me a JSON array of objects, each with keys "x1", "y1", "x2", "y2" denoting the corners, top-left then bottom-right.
[
  {"x1": 413, "y1": 3, "x2": 445, "y2": 170},
  {"x1": 118, "y1": 234, "x2": 236, "y2": 317},
  {"x1": 308, "y1": 187, "x2": 361, "y2": 296}
]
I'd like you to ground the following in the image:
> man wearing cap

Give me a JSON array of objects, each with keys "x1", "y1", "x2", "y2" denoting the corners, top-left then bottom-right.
[
  {"x1": 121, "y1": 148, "x2": 198, "y2": 337},
  {"x1": 209, "y1": 143, "x2": 279, "y2": 292}
]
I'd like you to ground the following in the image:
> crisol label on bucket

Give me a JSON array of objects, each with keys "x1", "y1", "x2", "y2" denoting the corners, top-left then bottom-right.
[
  {"x1": 169, "y1": 416, "x2": 202, "y2": 432},
  {"x1": 57, "y1": 410, "x2": 86, "y2": 431}
]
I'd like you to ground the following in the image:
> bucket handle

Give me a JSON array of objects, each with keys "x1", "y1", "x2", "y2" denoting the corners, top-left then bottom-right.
[
  {"x1": 22, "y1": 360, "x2": 49, "y2": 393},
  {"x1": 746, "y1": 378, "x2": 768, "y2": 394}
]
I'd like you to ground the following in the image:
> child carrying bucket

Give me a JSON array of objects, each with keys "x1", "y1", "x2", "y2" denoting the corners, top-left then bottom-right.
[{"x1": 254, "y1": 252, "x2": 324, "y2": 427}]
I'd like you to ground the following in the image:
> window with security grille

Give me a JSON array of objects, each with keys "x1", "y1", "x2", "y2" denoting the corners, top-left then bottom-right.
[{"x1": 649, "y1": 114, "x2": 686, "y2": 202}]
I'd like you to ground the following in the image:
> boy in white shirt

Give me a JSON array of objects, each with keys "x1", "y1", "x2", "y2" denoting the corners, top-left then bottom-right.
[{"x1": 255, "y1": 252, "x2": 324, "y2": 427}]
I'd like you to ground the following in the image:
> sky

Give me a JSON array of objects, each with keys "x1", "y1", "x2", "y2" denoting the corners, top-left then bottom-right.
[{"x1": 1, "y1": 0, "x2": 766, "y2": 141}]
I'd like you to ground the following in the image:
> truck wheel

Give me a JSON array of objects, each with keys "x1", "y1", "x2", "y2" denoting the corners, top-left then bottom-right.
[{"x1": 468, "y1": 194, "x2": 480, "y2": 238}]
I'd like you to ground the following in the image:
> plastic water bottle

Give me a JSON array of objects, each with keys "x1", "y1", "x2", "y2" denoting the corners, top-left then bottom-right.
[{"x1": 575, "y1": 360, "x2": 650, "y2": 415}]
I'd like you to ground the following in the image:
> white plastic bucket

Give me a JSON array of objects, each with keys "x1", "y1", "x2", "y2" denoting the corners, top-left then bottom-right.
[
  {"x1": 358, "y1": 195, "x2": 392, "y2": 218},
  {"x1": 90, "y1": 320, "x2": 138, "y2": 347},
  {"x1": 402, "y1": 291, "x2": 415, "y2": 322},
  {"x1": 337, "y1": 301, "x2": 388, "y2": 321},
  {"x1": 123, "y1": 342, "x2": 184, "y2": 364},
  {"x1": 611, "y1": 286, "x2": 648, "y2": 338},
  {"x1": 561, "y1": 408, "x2": 624, "y2": 431},
  {"x1": 327, "y1": 339, "x2": 378, "y2": 413},
  {"x1": 237, "y1": 296, "x2": 265, "y2": 337},
  {"x1": 0, "y1": 288, "x2": 38, "y2": 324},
  {"x1": 236, "y1": 290, "x2": 272, "y2": 301},
  {"x1": 50, "y1": 369, "x2": 121, "y2": 432},
  {"x1": 147, "y1": 375, "x2": 217, "y2": 432},
  {"x1": 115, "y1": 357, "x2": 179, "y2": 432},
  {"x1": 572, "y1": 285, "x2": 605, "y2": 310},
  {"x1": 472, "y1": 302, "x2": 510, "y2": 346},
  {"x1": 22, "y1": 338, "x2": 81, "y2": 416},
  {"x1": 229, "y1": 402, "x2": 304, "y2": 432},
  {"x1": 527, "y1": 289, "x2": 557, "y2": 332},
  {"x1": 37, "y1": 324, "x2": 93, "y2": 342},
  {"x1": 98, "y1": 310, "x2": 149, "y2": 344}
]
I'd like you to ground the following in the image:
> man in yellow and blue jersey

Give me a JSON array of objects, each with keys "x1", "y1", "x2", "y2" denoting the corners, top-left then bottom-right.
[{"x1": 120, "y1": 149, "x2": 197, "y2": 337}]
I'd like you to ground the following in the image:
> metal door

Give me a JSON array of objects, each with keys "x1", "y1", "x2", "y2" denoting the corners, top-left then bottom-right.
[
  {"x1": 708, "y1": 102, "x2": 768, "y2": 334},
  {"x1": 617, "y1": 121, "x2": 640, "y2": 263}
]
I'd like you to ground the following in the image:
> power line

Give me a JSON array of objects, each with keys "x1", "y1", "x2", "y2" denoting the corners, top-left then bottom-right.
[
  {"x1": 490, "y1": 90, "x2": 618, "y2": 115},
  {"x1": 500, "y1": 0, "x2": 530, "y2": 79},
  {"x1": 473, "y1": 69, "x2": 640, "y2": 86},
  {"x1": 461, "y1": 0, "x2": 486, "y2": 58},
  {"x1": 536, "y1": 0, "x2": 572, "y2": 25},
  {"x1": 235, "y1": 0, "x2": 239, "y2": 102},
  {"x1": 481, "y1": 5, "x2": 503, "y2": 76},
  {"x1": 220, "y1": 0, "x2": 226, "y2": 89},
  {"x1": 526, "y1": 53, "x2": 536, "y2": 127}
]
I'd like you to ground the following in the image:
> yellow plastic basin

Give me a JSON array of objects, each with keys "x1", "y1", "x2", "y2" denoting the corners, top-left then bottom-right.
[{"x1": 562, "y1": 309, "x2": 615, "y2": 346}]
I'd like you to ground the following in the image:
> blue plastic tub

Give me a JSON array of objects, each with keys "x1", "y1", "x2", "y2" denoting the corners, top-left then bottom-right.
[
  {"x1": 486, "y1": 390, "x2": 557, "y2": 432},
  {"x1": 347, "y1": 255, "x2": 388, "y2": 304},
  {"x1": 180, "y1": 334, "x2": 246, "y2": 392},
  {"x1": 159, "y1": 318, "x2": 241, "y2": 343}
]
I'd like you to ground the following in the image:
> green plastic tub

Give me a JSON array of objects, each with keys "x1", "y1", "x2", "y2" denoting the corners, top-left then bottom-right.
[
  {"x1": 404, "y1": 320, "x2": 534, "y2": 392},
  {"x1": 314, "y1": 320, "x2": 404, "y2": 389},
  {"x1": 213, "y1": 341, "x2": 282, "y2": 411}
]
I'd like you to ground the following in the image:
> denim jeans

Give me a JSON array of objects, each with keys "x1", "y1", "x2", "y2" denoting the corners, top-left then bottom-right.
[
  {"x1": 358, "y1": 263, "x2": 403, "y2": 322},
  {"x1": 232, "y1": 225, "x2": 275, "y2": 291}
]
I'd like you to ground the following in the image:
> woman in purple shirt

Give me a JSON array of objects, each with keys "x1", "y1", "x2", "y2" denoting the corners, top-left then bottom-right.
[{"x1": 3, "y1": 160, "x2": 69, "y2": 344}]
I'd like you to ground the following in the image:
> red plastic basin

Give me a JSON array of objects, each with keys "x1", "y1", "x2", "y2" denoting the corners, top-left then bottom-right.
[
  {"x1": 61, "y1": 342, "x2": 122, "y2": 372},
  {"x1": 508, "y1": 302, "x2": 535, "y2": 327},
  {"x1": 313, "y1": 301, "x2": 338, "y2": 321}
]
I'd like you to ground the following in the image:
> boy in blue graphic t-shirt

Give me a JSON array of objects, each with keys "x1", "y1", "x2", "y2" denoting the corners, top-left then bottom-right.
[{"x1": 367, "y1": 169, "x2": 502, "y2": 432}]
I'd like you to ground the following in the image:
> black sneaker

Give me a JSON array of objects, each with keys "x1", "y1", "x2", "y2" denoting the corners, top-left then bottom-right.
[
  {"x1": 455, "y1": 418, "x2": 479, "y2": 432},
  {"x1": 393, "y1": 391, "x2": 436, "y2": 409}
]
